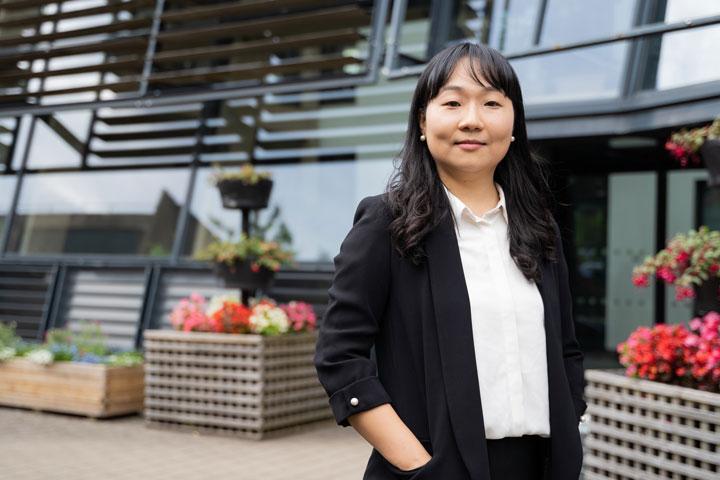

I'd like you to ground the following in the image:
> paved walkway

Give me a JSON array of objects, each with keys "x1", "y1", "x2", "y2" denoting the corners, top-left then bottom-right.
[{"x1": 0, "y1": 407, "x2": 371, "y2": 480}]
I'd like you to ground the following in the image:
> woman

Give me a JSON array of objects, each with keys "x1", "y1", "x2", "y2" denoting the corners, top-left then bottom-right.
[{"x1": 313, "y1": 41, "x2": 587, "y2": 480}]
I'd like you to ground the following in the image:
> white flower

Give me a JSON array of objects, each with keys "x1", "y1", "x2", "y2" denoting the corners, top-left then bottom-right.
[
  {"x1": 249, "y1": 304, "x2": 289, "y2": 335},
  {"x1": 27, "y1": 349, "x2": 54, "y2": 366},
  {"x1": 206, "y1": 294, "x2": 241, "y2": 316},
  {"x1": 0, "y1": 347, "x2": 16, "y2": 361}
]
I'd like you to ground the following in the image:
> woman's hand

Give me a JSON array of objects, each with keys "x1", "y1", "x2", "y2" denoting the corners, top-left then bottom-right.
[
  {"x1": 394, "y1": 451, "x2": 432, "y2": 472},
  {"x1": 349, "y1": 403, "x2": 432, "y2": 472}
]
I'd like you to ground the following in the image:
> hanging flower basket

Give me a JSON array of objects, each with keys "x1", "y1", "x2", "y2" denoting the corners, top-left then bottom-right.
[
  {"x1": 665, "y1": 116, "x2": 720, "y2": 185},
  {"x1": 210, "y1": 163, "x2": 274, "y2": 210},
  {"x1": 194, "y1": 235, "x2": 294, "y2": 291},
  {"x1": 632, "y1": 226, "x2": 720, "y2": 315},
  {"x1": 700, "y1": 139, "x2": 720, "y2": 187},
  {"x1": 213, "y1": 260, "x2": 275, "y2": 290},
  {"x1": 216, "y1": 178, "x2": 273, "y2": 210}
]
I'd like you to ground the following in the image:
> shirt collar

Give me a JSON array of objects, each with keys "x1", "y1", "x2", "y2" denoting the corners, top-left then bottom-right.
[{"x1": 443, "y1": 182, "x2": 508, "y2": 225}]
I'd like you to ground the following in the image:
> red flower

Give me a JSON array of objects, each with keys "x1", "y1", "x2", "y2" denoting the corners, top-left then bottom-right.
[
  {"x1": 657, "y1": 266, "x2": 676, "y2": 283},
  {"x1": 675, "y1": 251, "x2": 690, "y2": 264},
  {"x1": 632, "y1": 273, "x2": 649, "y2": 287}
]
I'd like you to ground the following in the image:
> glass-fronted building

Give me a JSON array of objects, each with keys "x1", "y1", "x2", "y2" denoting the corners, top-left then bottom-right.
[{"x1": 1, "y1": 0, "x2": 719, "y2": 366}]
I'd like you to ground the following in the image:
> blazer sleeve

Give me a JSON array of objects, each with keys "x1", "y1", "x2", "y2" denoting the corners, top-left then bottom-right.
[
  {"x1": 314, "y1": 196, "x2": 393, "y2": 427},
  {"x1": 553, "y1": 220, "x2": 588, "y2": 423}
]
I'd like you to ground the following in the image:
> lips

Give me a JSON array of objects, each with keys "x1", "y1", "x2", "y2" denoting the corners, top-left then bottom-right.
[{"x1": 455, "y1": 140, "x2": 487, "y2": 145}]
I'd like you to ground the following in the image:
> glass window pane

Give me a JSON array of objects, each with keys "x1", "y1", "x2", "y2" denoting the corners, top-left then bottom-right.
[
  {"x1": 184, "y1": 160, "x2": 394, "y2": 263},
  {"x1": 88, "y1": 105, "x2": 200, "y2": 166},
  {"x1": 664, "y1": 0, "x2": 720, "y2": 22},
  {"x1": 489, "y1": 0, "x2": 542, "y2": 52},
  {"x1": 7, "y1": 169, "x2": 189, "y2": 256},
  {"x1": 0, "y1": 118, "x2": 17, "y2": 172},
  {"x1": 10, "y1": 116, "x2": 34, "y2": 171},
  {"x1": 26, "y1": 112, "x2": 92, "y2": 169},
  {"x1": 0, "y1": 176, "x2": 17, "y2": 237},
  {"x1": 540, "y1": 0, "x2": 636, "y2": 44},
  {"x1": 512, "y1": 43, "x2": 630, "y2": 104},
  {"x1": 252, "y1": 81, "x2": 412, "y2": 164},
  {"x1": 654, "y1": 24, "x2": 720, "y2": 90}
]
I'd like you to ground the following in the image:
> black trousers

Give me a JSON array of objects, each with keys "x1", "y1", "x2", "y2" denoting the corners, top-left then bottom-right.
[{"x1": 486, "y1": 435, "x2": 550, "y2": 480}]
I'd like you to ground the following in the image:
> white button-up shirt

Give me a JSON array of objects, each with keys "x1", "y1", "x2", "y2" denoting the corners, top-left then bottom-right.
[{"x1": 443, "y1": 183, "x2": 550, "y2": 440}]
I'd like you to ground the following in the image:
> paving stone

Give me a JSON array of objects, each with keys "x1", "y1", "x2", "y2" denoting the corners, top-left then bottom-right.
[{"x1": 0, "y1": 408, "x2": 371, "y2": 480}]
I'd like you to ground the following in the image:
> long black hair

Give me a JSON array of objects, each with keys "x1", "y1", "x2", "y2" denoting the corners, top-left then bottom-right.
[{"x1": 386, "y1": 41, "x2": 557, "y2": 282}]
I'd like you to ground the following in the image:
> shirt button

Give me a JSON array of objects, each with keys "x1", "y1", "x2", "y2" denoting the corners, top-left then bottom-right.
[{"x1": 350, "y1": 397, "x2": 359, "y2": 406}]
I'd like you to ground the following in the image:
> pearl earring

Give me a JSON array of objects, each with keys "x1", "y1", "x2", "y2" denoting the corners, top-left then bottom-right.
[
  {"x1": 511, "y1": 136, "x2": 515, "y2": 142},
  {"x1": 420, "y1": 134, "x2": 426, "y2": 142}
]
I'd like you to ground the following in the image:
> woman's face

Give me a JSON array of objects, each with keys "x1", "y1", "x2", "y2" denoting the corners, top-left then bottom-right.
[{"x1": 419, "y1": 57, "x2": 515, "y2": 178}]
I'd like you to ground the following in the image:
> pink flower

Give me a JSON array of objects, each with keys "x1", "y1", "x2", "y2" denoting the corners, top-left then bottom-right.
[
  {"x1": 279, "y1": 301, "x2": 317, "y2": 333},
  {"x1": 675, "y1": 286, "x2": 696, "y2": 301},
  {"x1": 657, "y1": 266, "x2": 676, "y2": 283},
  {"x1": 632, "y1": 274, "x2": 650, "y2": 287},
  {"x1": 676, "y1": 251, "x2": 690, "y2": 264},
  {"x1": 169, "y1": 292, "x2": 212, "y2": 332}
]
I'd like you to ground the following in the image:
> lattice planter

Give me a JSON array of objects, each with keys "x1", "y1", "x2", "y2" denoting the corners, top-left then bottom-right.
[
  {"x1": 0, "y1": 359, "x2": 144, "y2": 418},
  {"x1": 582, "y1": 368, "x2": 720, "y2": 480},
  {"x1": 142, "y1": 330, "x2": 331, "y2": 439}
]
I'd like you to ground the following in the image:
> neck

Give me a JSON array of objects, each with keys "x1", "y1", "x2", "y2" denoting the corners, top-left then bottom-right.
[{"x1": 439, "y1": 169, "x2": 499, "y2": 216}]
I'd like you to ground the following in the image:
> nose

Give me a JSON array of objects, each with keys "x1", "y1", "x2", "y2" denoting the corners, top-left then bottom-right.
[{"x1": 457, "y1": 103, "x2": 484, "y2": 131}]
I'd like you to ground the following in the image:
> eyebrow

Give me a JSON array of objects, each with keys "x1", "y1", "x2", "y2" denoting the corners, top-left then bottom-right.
[{"x1": 438, "y1": 84, "x2": 501, "y2": 94}]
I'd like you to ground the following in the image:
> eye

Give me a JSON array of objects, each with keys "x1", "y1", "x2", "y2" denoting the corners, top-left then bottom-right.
[
  {"x1": 443, "y1": 101, "x2": 461, "y2": 107},
  {"x1": 485, "y1": 101, "x2": 502, "y2": 107}
]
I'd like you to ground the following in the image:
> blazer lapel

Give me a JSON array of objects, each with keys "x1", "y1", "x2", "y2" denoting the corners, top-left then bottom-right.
[
  {"x1": 425, "y1": 211, "x2": 554, "y2": 480},
  {"x1": 425, "y1": 212, "x2": 490, "y2": 479}
]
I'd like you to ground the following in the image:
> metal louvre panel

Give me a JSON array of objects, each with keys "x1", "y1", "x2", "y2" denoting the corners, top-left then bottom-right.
[
  {"x1": 56, "y1": 267, "x2": 146, "y2": 350},
  {"x1": 0, "y1": 0, "x2": 155, "y2": 105},
  {"x1": 90, "y1": 103, "x2": 205, "y2": 164},
  {"x1": 0, "y1": 0, "x2": 377, "y2": 107},
  {"x1": 0, "y1": 264, "x2": 54, "y2": 341},
  {"x1": 252, "y1": 79, "x2": 415, "y2": 163},
  {"x1": 149, "y1": 0, "x2": 372, "y2": 92}
]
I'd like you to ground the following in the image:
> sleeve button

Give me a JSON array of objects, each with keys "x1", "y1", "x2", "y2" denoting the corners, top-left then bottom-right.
[{"x1": 350, "y1": 397, "x2": 359, "y2": 406}]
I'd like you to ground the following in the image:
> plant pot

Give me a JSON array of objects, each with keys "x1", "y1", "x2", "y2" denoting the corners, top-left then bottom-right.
[
  {"x1": 213, "y1": 261, "x2": 275, "y2": 290},
  {"x1": 0, "y1": 359, "x2": 144, "y2": 418},
  {"x1": 143, "y1": 330, "x2": 331, "y2": 439},
  {"x1": 700, "y1": 139, "x2": 720, "y2": 187},
  {"x1": 582, "y1": 369, "x2": 720, "y2": 479},
  {"x1": 693, "y1": 275, "x2": 720, "y2": 317},
  {"x1": 216, "y1": 178, "x2": 273, "y2": 210}
]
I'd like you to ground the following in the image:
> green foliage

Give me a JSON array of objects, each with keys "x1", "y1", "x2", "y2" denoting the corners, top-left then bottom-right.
[
  {"x1": 0, "y1": 322, "x2": 21, "y2": 349},
  {"x1": 250, "y1": 205, "x2": 293, "y2": 245},
  {"x1": 194, "y1": 233, "x2": 295, "y2": 271},
  {"x1": 46, "y1": 321, "x2": 110, "y2": 357},
  {"x1": 106, "y1": 351, "x2": 144, "y2": 366},
  {"x1": 209, "y1": 162, "x2": 272, "y2": 186},
  {"x1": 669, "y1": 117, "x2": 720, "y2": 155}
]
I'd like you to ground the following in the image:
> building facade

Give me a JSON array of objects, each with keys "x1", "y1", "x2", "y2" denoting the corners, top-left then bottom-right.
[{"x1": 1, "y1": 0, "x2": 719, "y2": 366}]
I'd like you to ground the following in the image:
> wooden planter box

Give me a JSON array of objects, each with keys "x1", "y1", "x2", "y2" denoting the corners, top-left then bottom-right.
[
  {"x1": 0, "y1": 359, "x2": 144, "y2": 418},
  {"x1": 142, "y1": 330, "x2": 332, "y2": 439},
  {"x1": 583, "y1": 368, "x2": 720, "y2": 480}
]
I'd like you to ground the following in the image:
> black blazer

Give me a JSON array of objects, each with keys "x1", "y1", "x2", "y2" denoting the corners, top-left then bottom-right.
[{"x1": 314, "y1": 194, "x2": 588, "y2": 480}]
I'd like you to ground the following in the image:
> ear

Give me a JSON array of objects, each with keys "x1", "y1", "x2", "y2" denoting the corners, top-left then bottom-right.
[{"x1": 418, "y1": 109, "x2": 426, "y2": 135}]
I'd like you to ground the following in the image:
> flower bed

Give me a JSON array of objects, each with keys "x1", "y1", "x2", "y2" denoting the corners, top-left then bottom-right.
[
  {"x1": 0, "y1": 322, "x2": 144, "y2": 418},
  {"x1": 144, "y1": 294, "x2": 330, "y2": 439},
  {"x1": 582, "y1": 369, "x2": 719, "y2": 479},
  {"x1": 582, "y1": 312, "x2": 720, "y2": 479}
]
